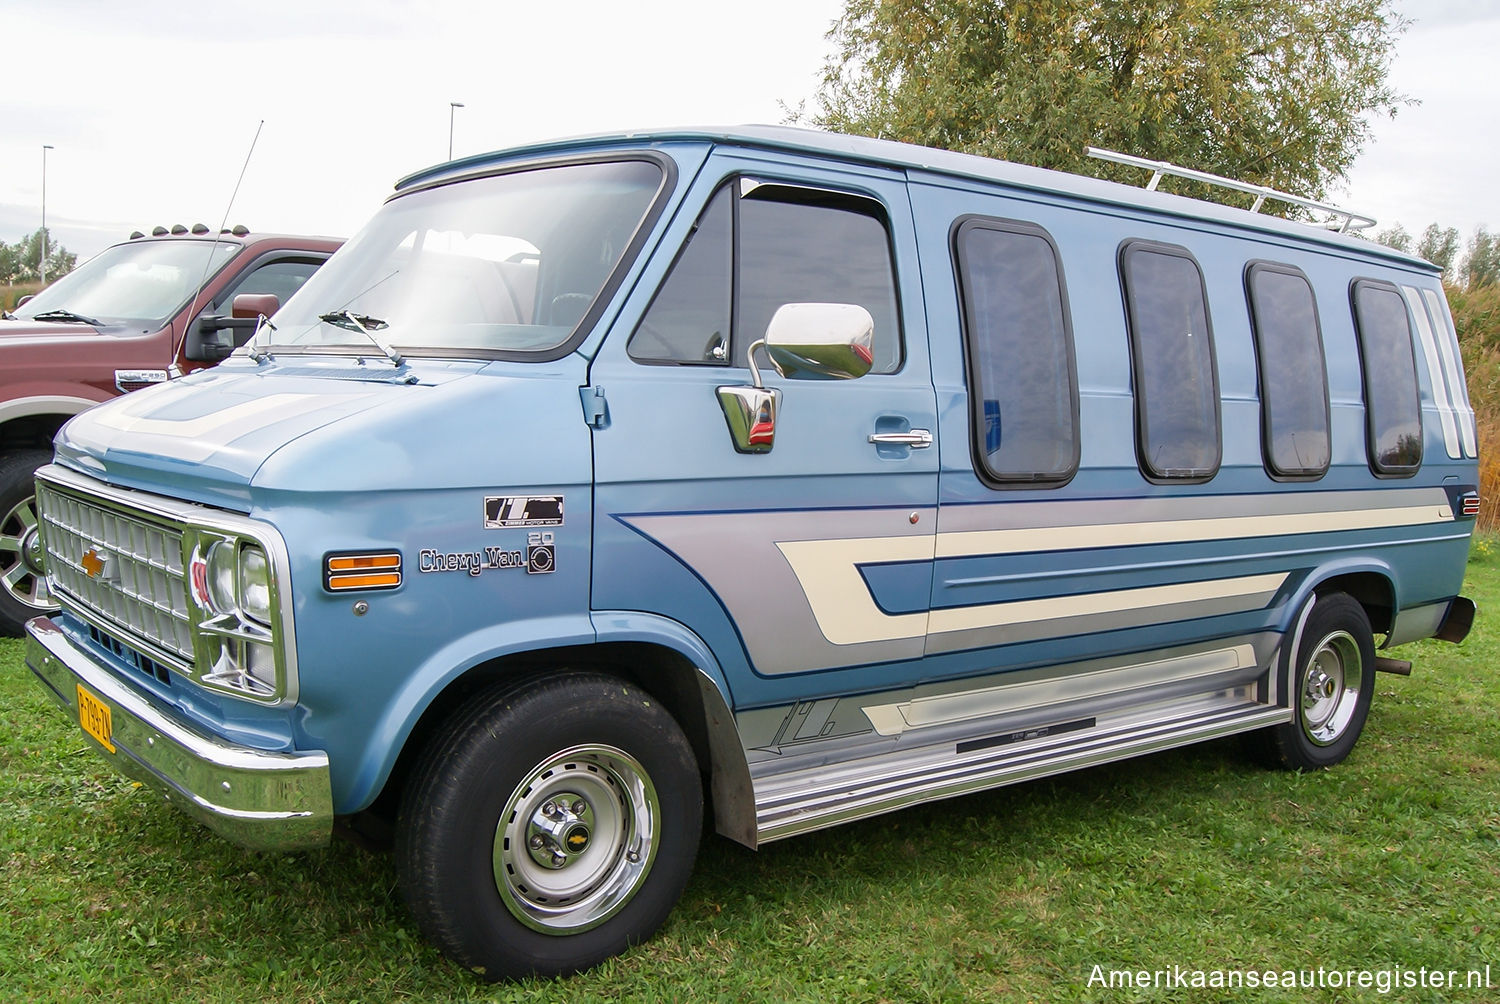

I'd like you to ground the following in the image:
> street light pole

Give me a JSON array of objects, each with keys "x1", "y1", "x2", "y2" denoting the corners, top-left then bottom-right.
[
  {"x1": 40, "y1": 144, "x2": 53, "y2": 285},
  {"x1": 448, "y1": 102, "x2": 464, "y2": 161}
]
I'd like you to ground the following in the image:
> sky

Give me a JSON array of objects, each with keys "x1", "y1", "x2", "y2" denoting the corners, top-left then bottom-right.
[{"x1": 1, "y1": 0, "x2": 1495, "y2": 263}]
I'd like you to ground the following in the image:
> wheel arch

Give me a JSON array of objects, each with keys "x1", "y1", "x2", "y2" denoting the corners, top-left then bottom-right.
[
  {"x1": 360, "y1": 637, "x2": 756, "y2": 849},
  {"x1": 0, "y1": 395, "x2": 96, "y2": 451}
]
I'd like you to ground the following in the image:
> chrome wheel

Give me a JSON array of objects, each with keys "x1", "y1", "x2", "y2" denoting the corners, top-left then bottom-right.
[
  {"x1": 494, "y1": 744, "x2": 660, "y2": 934},
  {"x1": 1299, "y1": 629, "x2": 1363, "y2": 746},
  {"x1": 0, "y1": 492, "x2": 52, "y2": 611}
]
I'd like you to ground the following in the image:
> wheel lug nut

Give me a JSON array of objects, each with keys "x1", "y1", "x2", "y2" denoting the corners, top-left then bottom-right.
[
  {"x1": 529, "y1": 835, "x2": 545, "y2": 850},
  {"x1": 572, "y1": 800, "x2": 586, "y2": 815}
]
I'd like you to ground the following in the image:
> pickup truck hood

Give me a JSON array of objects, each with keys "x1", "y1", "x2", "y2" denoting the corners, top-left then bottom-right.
[
  {"x1": 0, "y1": 319, "x2": 108, "y2": 342},
  {"x1": 54, "y1": 357, "x2": 489, "y2": 509}
]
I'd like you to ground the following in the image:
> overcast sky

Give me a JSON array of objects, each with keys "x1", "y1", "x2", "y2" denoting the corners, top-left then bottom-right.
[{"x1": 1, "y1": 0, "x2": 1494, "y2": 262}]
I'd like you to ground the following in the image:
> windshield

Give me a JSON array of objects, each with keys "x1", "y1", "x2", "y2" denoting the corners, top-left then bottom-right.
[
  {"x1": 13, "y1": 239, "x2": 239, "y2": 328},
  {"x1": 267, "y1": 159, "x2": 663, "y2": 356}
]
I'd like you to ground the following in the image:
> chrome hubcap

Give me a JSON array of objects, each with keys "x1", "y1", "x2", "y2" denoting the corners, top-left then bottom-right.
[
  {"x1": 494, "y1": 744, "x2": 659, "y2": 933},
  {"x1": 1300, "y1": 630, "x2": 1362, "y2": 746},
  {"x1": 0, "y1": 493, "x2": 53, "y2": 610}
]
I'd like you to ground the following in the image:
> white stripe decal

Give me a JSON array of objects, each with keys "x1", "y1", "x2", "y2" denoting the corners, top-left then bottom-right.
[
  {"x1": 927, "y1": 573, "x2": 1287, "y2": 635},
  {"x1": 777, "y1": 499, "x2": 1452, "y2": 649},
  {"x1": 934, "y1": 503, "x2": 1451, "y2": 559},
  {"x1": 777, "y1": 536, "x2": 932, "y2": 645}
]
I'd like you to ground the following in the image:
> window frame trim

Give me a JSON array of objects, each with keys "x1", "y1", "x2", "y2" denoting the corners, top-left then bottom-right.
[
  {"x1": 951, "y1": 214, "x2": 1081, "y2": 490},
  {"x1": 1243, "y1": 259, "x2": 1332, "y2": 482},
  {"x1": 1118, "y1": 238, "x2": 1223, "y2": 485}
]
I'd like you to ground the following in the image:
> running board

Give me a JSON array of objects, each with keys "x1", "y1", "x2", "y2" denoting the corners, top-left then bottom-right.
[{"x1": 753, "y1": 702, "x2": 1290, "y2": 843}]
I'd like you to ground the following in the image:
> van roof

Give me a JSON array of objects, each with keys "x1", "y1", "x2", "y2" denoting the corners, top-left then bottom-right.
[{"x1": 397, "y1": 125, "x2": 1437, "y2": 274}]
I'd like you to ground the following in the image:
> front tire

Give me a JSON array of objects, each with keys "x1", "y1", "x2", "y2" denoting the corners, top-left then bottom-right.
[
  {"x1": 396, "y1": 673, "x2": 702, "y2": 981},
  {"x1": 0, "y1": 448, "x2": 58, "y2": 637},
  {"x1": 1262, "y1": 593, "x2": 1376, "y2": 770}
]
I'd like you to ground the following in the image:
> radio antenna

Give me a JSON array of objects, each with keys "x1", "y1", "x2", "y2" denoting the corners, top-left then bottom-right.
[{"x1": 181, "y1": 119, "x2": 265, "y2": 362}]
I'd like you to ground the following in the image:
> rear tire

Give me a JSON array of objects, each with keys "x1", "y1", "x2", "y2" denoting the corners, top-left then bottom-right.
[
  {"x1": 0, "y1": 448, "x2": 58, "y2": 637},
  {"x1": 396, "y1": 672, "x2": 702, "y2": 981},
  {"x1": 1261, "y1": 593, "x2": 1376, "y2": 770}
]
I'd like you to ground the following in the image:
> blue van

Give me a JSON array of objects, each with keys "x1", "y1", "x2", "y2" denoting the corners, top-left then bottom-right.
[{"x1": 25, "y1": 127, "x2": 1477, "y2": 979}]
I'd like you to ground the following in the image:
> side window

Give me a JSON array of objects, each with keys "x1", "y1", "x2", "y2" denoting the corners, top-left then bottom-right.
[
  {"x1": 630, "y1": 179, "x2": 902, "y2": 373},
  {"x1": 1351, "y1": 279, "x2": 1422, "y2": 476},
  {"x1": 1245, "y1": 263, "x2": 1330, "y2": 479},
  {"x1": 954, "y1": 217, "x2": 1078, "y2": 485},
  {"x1": 214, "y1": 258, "x2": 323, "y2": 313},
  {"x1": 1120, "y1": 241, "x2": 1221, "y2": 481}
]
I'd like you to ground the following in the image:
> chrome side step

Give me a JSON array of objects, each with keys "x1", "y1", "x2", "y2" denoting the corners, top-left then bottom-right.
[{"x1": 752, "y1": 700, "x2": 1290, "y2": 843}]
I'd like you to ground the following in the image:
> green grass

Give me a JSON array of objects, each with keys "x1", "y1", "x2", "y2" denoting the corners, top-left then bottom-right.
[{"x1": 3, "y1": 555, "x2": 1498, "y2": 1003}]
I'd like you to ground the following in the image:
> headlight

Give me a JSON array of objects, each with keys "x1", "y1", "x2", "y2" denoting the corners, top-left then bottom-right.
[
  {"x1": 186, "y1": 531, "x2": 286, "y2": 703},
  {"x1": 206, "y1": 540, "x2": 238, "y2": 614},
  {"x1": 239, "y1": 545, "x2": 272, "y2": 624}
]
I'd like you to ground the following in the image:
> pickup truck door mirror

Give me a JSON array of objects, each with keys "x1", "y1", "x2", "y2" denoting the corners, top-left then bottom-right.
[
  {"x1": 184, "y1": 292, "x2": 281, "y2": 362},
  {"x1": 716, "y1": 302, "x2": 875, "y2": 454}
]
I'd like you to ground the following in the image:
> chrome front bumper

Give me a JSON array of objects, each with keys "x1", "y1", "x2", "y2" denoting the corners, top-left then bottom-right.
[{"x1": 25, "y1": 616, "x2": 332, "y2": 852}]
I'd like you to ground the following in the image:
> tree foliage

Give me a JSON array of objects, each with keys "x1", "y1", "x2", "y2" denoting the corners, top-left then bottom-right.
[
  {"x1": 1463, "y1": 228, "x2": 1500, "y2": 290},
  {"x1": 0, "y1": 228, "x2": 76, "y2": 285},
  {"x1": 812, "y1": 0, "x2": 1408, "y2": 205},
  {"x1": 1415, "y1": 223, "x2": 1461, "y2": 281}
]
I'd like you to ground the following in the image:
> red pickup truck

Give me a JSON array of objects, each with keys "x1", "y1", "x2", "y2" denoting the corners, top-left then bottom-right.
[{"x1": 0, "y1": 226, "x2": 340, "y2": 634}]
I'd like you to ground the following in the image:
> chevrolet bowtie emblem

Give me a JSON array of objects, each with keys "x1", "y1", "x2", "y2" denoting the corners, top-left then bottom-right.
[{"x1": 81, "y1": 548, "x2": 107, "y2": 578}]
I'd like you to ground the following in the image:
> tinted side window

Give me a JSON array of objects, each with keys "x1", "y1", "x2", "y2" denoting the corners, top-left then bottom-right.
[
  {"x1": 628, "y1": 187, "x2": 732, "y2": 365},
  {"x1": 215, "y1": 258, "x2": 323, "y2": 312},
  {"x1": 1120, "y1": 242, "x2": 1221, "y2": 480},
  {"x1": 955, "y1": 218, "x2": 1078, "y2": 484},
  {"x1": 738, "y1": 186, "x2": 902, "y2": 374},
  {"x1": 1246, "y1": 263, "x2": 1330, "y2": 479},
  {"x1": 1351, "y1": 279, "x2": 1422, "y2": 475}
]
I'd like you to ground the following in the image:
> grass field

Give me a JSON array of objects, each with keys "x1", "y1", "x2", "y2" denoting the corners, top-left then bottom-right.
[{"x1": 2, "y1": 554, "x2": 1497, "y2": 1003}]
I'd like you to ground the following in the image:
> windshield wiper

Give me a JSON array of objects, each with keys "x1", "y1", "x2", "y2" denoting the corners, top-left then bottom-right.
[
  {"x1": 317, "y1": 310, "x2": 405, "y2": 368},
  {"x1": 29, "y1": 308, "x2": 103, "y2": 325}
]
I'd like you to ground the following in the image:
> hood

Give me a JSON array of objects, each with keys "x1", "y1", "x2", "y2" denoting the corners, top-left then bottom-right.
[
  {"x1": 0, "y1": 319, "x2": 108, "y2": 342},
  {"x1": 55, "y1": 356, "x2": 488, "y2": 510}
]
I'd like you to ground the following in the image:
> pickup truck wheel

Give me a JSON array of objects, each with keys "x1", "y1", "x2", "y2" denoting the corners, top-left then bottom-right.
[
  {"x1": 1261, "y1": 593, "x2": 1375, "y2": 770},
  {"x1": 0, "y1": 449, "x2": 58, "y2": 636},
  {"x1": 396, "y1": 673, "x2": 702, "y2": 981}
]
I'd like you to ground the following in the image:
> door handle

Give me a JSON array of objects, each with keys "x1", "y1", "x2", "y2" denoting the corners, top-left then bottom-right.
[{"x1": 868, "y1": 429, "x2": 933, "y2": 449}]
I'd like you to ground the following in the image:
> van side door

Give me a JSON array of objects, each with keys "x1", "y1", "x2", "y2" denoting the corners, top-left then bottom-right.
[{"x1": 587, "y1": 152, "x2": 937, "y2": 711}]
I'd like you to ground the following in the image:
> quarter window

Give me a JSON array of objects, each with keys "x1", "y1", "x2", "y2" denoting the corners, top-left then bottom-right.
[
  {"x1": 1246, "y1": 263, "x2": 1330, "y2": 479},
  {"x1": 630, "y1": 179, "x2": 902, "y2": 373},
  {"x1": 1351, "y1": 279, "x2": 1422, "y2": 475},
  {"x1": 1120, "y1": 242, "x2": 1221, "y2": 481},
  {"x1": 955, "y1": 218, "x2": 1078, "y2": 485}
]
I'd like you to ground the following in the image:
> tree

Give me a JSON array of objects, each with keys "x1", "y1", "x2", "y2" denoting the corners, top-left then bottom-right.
[
  {"x1": 811, "y1": 0, "x2": 1409, "y2": 207},
  {"x1": 1374, "y1": 223, "x2": 1411, "y2": 254},
  {"x1": 2, "y1": 228, "x2": 76, "y2": 285},
  {"x1": 1414, "y1": 223, "x2": 1460, "y2": 281},
  {"x1": 1463, "y1": 227, "x2": 1499, "y2": 290}
]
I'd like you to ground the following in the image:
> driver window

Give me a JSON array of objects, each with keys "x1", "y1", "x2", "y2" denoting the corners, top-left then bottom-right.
[
  {"x1": 210, "y1": 258, "x2": 323, "y2": 315},
  {"x1": 629, "y1": 179, "x2": 902, "y2": 372}
]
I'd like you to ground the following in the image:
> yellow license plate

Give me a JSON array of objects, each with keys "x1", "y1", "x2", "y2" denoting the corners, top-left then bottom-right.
[{"x1": 76, "y1": 684, "x2": 116, "y2": 753}]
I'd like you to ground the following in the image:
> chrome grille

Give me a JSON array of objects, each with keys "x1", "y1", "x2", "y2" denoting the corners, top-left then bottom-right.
[{"x1": 37, "y1": 482, "x2": 193, "y2": 662}]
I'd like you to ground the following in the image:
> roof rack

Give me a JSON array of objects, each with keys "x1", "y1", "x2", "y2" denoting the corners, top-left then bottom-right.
[{"x1": 1086, "y1": 147, "x2": 1376, "y2": 234}]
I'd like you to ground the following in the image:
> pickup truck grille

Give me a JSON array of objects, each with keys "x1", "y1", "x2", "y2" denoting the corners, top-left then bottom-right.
[{"x1": 37, "y1": 482, "x2": 194, "y2": 664}]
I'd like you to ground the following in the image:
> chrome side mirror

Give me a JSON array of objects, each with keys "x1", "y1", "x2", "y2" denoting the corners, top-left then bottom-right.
[{"x1": 716, "y1": 302, "x2": 875, "y2": 453}]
